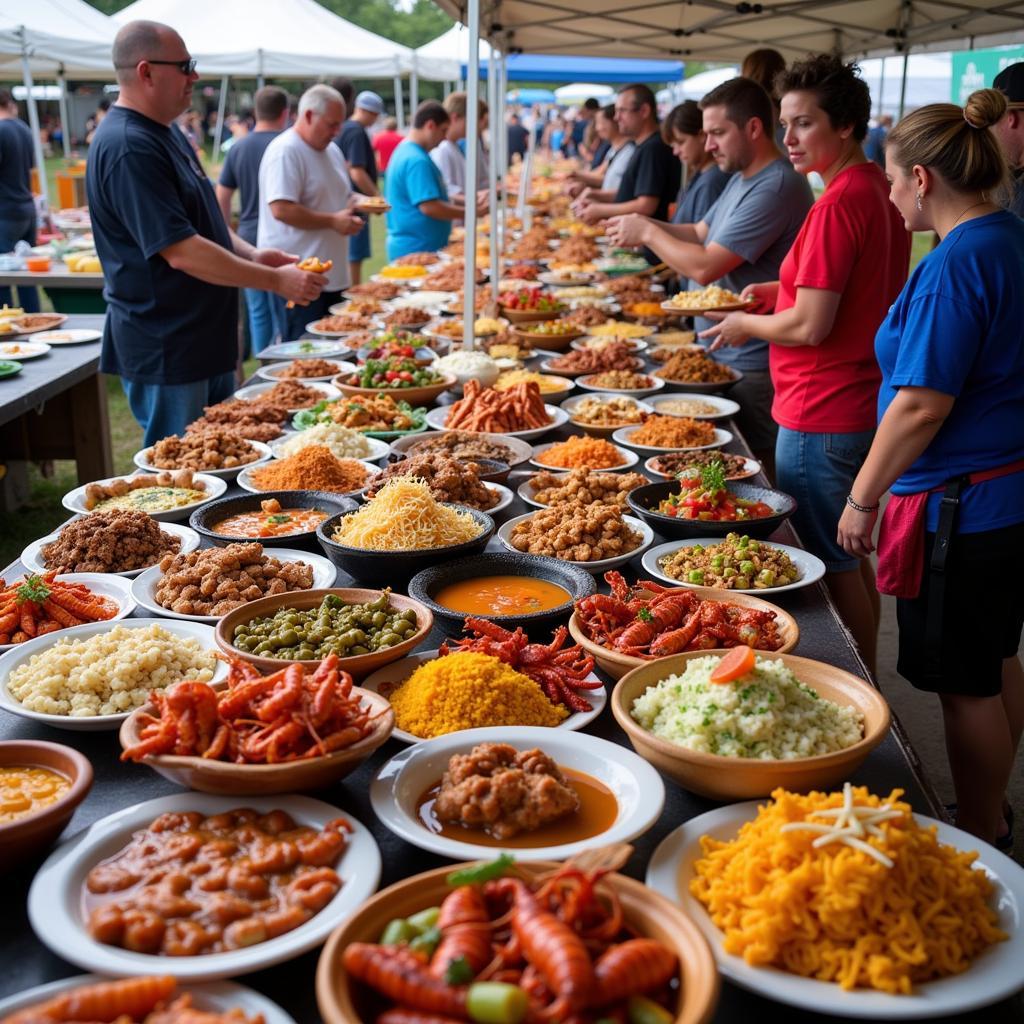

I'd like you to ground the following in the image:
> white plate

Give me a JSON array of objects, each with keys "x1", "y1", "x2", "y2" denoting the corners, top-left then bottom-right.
[
  {"x1": 233, "y1": 380, "x2": 341, "y2": 408},
  {"x1": 259, "y1": 340, "x2": 349, "y2": 360},
  {"x1": 646, "y1": 393, "x2": 740, "y2": 421},
  {"x1": 21, "y1": 521, "x2": 200, "y2": 579},
  {"x1": 424, "y1": 403, "x2": 570, "y2": 441},
  {"x1": 0, "y1": 975, "x2": 297, "y2": 1024},
  {"x1": 362, "y1": 650, "x2": 606, "y2": 744},
  {"x1": 0, "y1": 573, "x2": 136, "y2": 654},
  {"x1": 134, "y1": 440, "x2": 274, "y2": 482},
  {"x1": 387, "y1": 290, "x2": 457, "y2": 310},
  {"x1": 646, "y1": 803, "x2": 1024, "y2": 1019},
  {"x1": 576, "y1": 374, "x2": 665, "y2": 398},
  {"x1": 256, "y1": 359, "x2": 355, "y2": 382},
  {"x1": 371, "y1": 272, "x2": 428, "y2": 287},
  {"x1": 236, "y1": 458, "x2": 382, "y2": 496},
  {"x1": 61, "y1": 471, "x2": 227, "y2": 523},
  {"x1": 497, "y1": 511, "x2": 654, "y2": 575},
  {"x1": 530, "y1": 440, "x2": 640, "y2": 472},
  {"x1": 641, "y1": 538, "x2": 826, "y2": 595},
  {"x1": 371, "y1": 725, "x2": 663, "y2": 861},
  {"x1": 560, "y1": 393, "x2": 654, "y2": 422},
  {"x1": 24, "y1": 328, "x2": 98, "y2": 344},
  {"x1": 268, "y1": 432, "x2": 391, "y2": 463},
  {"x1": 28, "y1": 793, "x2": 381, "y2": 981},
  {"x1": 539, "y1": 270, "x2": 596, "y2": 285},
  {"x1": 7, "y1": 315, "x2": 69, "y2": 336},
  {"x1": 0, "y1": 340, "x2": 50, "y2": 359},
  {"x1": 570, "y1": 336, "x2": 645, "y2": 352},
  {"x1": 130, "y1": 550, "x2": 338, "y2": 624},
  {"x1": 612, "y1": 425, "x2": 734, "y2": 454},
  {"x1": 644, "y1": 453, "x2": 762, "y2": 481},
  {"x1": 0, "y1": 618, "x2": 226, "y2": 731}
]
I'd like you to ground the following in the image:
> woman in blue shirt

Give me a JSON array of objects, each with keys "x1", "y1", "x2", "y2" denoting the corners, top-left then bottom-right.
[
  {"x1": 663, "y1": 101, "x2": 732, "y2": 227},
  {"x1": 838, "y1": 88, "x2": 1024, "y2": 848}
]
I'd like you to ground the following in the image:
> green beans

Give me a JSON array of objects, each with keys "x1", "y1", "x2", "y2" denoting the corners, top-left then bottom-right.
[{"x1": 232, "y1": 591, "x2": 418, "y2": 660}]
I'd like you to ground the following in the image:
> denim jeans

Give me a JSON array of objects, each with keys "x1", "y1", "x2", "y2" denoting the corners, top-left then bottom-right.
[
  {"x1": 244, "y1": 287, "x2": 278, "y2": 354},
  {"x1": 123, "y1": 371, "x2": 238, "y2": 447},
  {"x1": 0, "y1": 211, "x2": 40, "y2": 313},
  {"x1": 271, "y1": 290, "x2": 344, "y2": 342}
]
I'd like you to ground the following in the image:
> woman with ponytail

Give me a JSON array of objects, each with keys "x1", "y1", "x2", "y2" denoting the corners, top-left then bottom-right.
[{"x1": 838, "y1": 88, "x2": 1024, "y2": 849}]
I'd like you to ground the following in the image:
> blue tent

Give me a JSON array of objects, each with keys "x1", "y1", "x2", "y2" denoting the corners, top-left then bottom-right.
[
  {"x1": 464, "y1": 53, "x2": 683, "y2": 83},
  {"x1": 507, "y1": 88, "x2": 558, "y2": 104}
]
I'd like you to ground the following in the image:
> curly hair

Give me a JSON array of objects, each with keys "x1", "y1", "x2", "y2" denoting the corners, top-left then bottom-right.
[{"x1": 775, "y1": 54, "x2": 871, "y2": 141}]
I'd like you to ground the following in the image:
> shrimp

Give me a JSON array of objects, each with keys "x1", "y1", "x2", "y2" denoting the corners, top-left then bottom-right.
[
  {"x1": 2, "y1": 975, "x2": 177, "y2": 1024},
  {"x1": 591, "y1": 938, "x2": 678, "y2": 1006},
  {"x1": 343, "y1": 943, "x2": 469, "y2": 1018},
  {"x1": 430, "y1": 886, "x2": 492, "y2": 979}
]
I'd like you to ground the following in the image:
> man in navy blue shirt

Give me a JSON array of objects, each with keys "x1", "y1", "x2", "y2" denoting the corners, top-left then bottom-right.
[
  {"x1": 335, "y1": 91, "x2": 384, "y2": 285},
  {"x1": 216, "y1": 85, "x2": 290, "y2": 353},
  {"x1": 88, "y1": 20, "x2": 326, "y2": 445},
  {"x1": 0, "y1": 90, "x2": 39, "y2": 313}
]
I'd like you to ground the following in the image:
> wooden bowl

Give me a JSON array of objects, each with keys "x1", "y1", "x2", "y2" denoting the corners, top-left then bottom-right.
[
  {"x1": 330, "y1": 374, "x2": 456, "y2": 408},
  {"x1": 509, "y1": 325, "x2": 582, "y2": 351},
  {"x1": 118, "y1": 688, "x2": 394, "y2": 795},
  {"x1": 611, "y1": 651, "x2": 891, "y2": 800},
  {"x1": 315, "y1": 861, "x2": 720, "y2": 1024},
  {"x1": 499, "y1": 306, "x2": 562, "y2": 325},
  {"x1": 0, "y1": 740, "x2": 92, "y2": 868},
  {"x1": 567, "y1": 587, "x2": 799, "y2": 681},
  {"x1": 215, "y1": 588, "x2": 433, "y2": 680}
]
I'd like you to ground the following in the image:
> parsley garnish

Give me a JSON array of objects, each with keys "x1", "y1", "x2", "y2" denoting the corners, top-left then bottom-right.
[
  {"x1": 700, "y1": 459, "x2": 727, "y2": 495},
  {"x1": 16, "y1": 575, "x2": 50, "y2": 605},
  {"x1": 637, "y1": 607, "x2": 653, "y2": 623},
  {"x1": 444, "y1": 955, "x2": 475, "y2": 985}
]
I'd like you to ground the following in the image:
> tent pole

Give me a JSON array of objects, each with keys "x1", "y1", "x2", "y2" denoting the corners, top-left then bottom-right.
[
  {"x1": 19, "y1": 28, "x2": 49, "y2": 214},
  {"x1": 57, "y1": 68, "x2": 70, "y2": 158},
  {"x1": 497, "y1": 51, "x2": 508, "y2": 269},
  {"x1": 462, "y1": 0, "x2": 481, "y2": 351},
  {"x1": 876, "y1": 56, "x2": 886, "y2": 118},
  {"x1": 257, "y1": 49, "x2": 265, "y2": 91},
  {"x1": 212, "y1": 75, "x2": 229, "y2": 165},
  {"x1": 487, "y1": 44, "x2": 500, "y2": 295},
  {"x1": 394, "y1": 75, "x2": 405, "y2": 130},
  {"x1": 410, "y1": 70, "x2": 419, "y2": 115},
  {"x1": 898, "y1": 50, "x2": 910, "y2": 120}
]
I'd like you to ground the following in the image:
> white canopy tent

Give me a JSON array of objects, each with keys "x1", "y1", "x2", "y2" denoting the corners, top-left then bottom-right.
[
  {"x1": 554, "y1": 82, "x2": 614, "y2": 104},
  {"x1": 857, "y1": 53, "x2": 953, "y2": 116},
  {"x1": 414, "y1": 23, "x2": 490, "y2": 83}
]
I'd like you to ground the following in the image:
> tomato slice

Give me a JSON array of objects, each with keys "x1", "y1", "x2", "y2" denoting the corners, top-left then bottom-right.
[{"x1": 709, "y1": 644, "x2": 756, "y2": 684}]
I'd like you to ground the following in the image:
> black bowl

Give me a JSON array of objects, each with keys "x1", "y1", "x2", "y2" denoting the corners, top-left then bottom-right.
[
  {"x1": 384, "y1": 453, "x2": 511, "y2": 485},
  {"x1": 408, "y1": 552, "x2": 597, "y2": 639},
  {"x1": 626, "y1": 480, "x2": 796, "y2": 540},
  {"x1": 190, "y1": 491, "x2": 357, "y2": 551},
  {"x1": 316, "y1": 504, "x2": 495, "y2": 585}
]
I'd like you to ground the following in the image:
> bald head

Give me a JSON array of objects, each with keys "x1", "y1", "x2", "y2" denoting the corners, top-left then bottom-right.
[
  {"x1": 112, "y1": 20, "x2": 197, "y2": 126},
  {"x1": 113, "y1": 21, "x2": 175, "y2": 84}
]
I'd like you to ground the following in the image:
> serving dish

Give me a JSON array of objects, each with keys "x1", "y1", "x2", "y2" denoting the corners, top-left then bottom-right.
[
  {"x1": 361, "y1": 650, "x2": 607, "y2": 743},
  {"x1": 0, "y1": 359, "x2": 21, "y2": 378},
  {"x1": 644, "y1": 453, "x2": 762, "y2": 482},
  {"x1": 646, "y1": 393, "x2": 741, "y2": 420},
  {"x1": 27, "y1": 792, "x2": 381, "y2": 981},
  {"x1": 509, "y1": 325, "x2": 583, "y2": 351},
  {"x1": 7, "y1": 314, "x2": 69, "y2": 335},
  {"x1": 237, "y1": 462, "x2": 381, "y2": 499},
  {"x1": 0, "y1": 618, "x2": 227, "y2": 731},
  {"x1": 389, "y1": 430, "x2": 534, "y2": 471},
  {"x1": 306, "y1": 318, "x2": 384, "y2": 338},
  {"x1": 612, "y1": 650, "x2": 890, "y2": 799},
  {"x1": 233, "y1": 380, "x2": 342, "y2": 408},
  {"x1": 21, "y1": 521, "x2": 200, "y2": 579},
  {"x1": 130, "y1": 549, "x2": 338, "y2": 624},
  {"x1": 331, "y1": 372, "x2": 456, "y2": 408},
  {"x1": 370, "y1": 725, "x2": 664, "y2": 860},
  {"x1": 560, "y1": 393, "x2": 654, "y2": 438},
  {"x1": 660, "y1": 297, "x2": 757, "y2": 315},
  {"x1": 424, "y1": 403, "x2": 571, "y2": 442},
  {"x1": 612, "y1": 425, "x2": 734, "y2": 455},
  {"x1": 530, "y1": 440, "x2": 640, "y2": 472},
  {"x1": 259, "y1": 340, "x2": 349, "y2": 361},
  {"x1": 256, "y1": 358, "x2": 355, "y2": 382},
  {"x1": 133, "y1": 440, "x2": 274, "y2": 482},
  {"x1": 645, "y1": 805, "x2": 1024, "y2": 1018},
  {"x1": 0, "y1": 340, "x2": 49, "y2": 359},
  {"x1": 570, "y1": 335, "x2": 647, "y2": 352},
  {"x1": 268, "y1": 432, "x2": 391, "y2": 463},
  {"x1": 655, "y1": 365, "x2": 744, "y2": 395},
  {"x1": 61, "y1": 471, "x2": 227, "y2": 523}
]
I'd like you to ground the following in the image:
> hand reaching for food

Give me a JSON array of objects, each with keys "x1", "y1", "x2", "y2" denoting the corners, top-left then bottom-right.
[{"x1": 280, "y1": 256, "x2": 331, "y2": 307}]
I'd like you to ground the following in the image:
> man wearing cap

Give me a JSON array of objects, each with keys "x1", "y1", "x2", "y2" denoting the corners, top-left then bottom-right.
[
  {"x1": 335, "y1": 90, "x2": 384, "y2": 285},
  {"x1": 992, "y1": 62, "x2": 1024, "y2": 218}
]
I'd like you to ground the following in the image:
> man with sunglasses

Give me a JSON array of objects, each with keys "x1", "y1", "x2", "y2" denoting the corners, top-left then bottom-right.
[
  {"x1": 992, "y1": 62, "x2": 1024, "y2": 218},
  {"x1": 87, "y1": 20, "x2": 327, "y2": 445}
]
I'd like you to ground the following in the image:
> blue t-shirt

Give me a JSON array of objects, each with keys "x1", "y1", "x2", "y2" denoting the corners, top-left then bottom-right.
[
  {"x1": 875, "y1": 210, "x2": 1024, "y2": 533},
  {"x1": 0, "y1": 117, "x2": 34, "y2": 217},
  {"x1": 86, "y1": 106, "x2": 237, "y2": 385},
  {"x1": 384, "y1": 140, "x2": 450, "y2": 260},
  {"x1": 218, "y1": 129, "x2": 281, "y2": 245},
  {"x1": 695, "y1": 158, "x2": 814, "y2": 371},
  {"x1": 672, "y1": 164, "x2": 732, "y2": 226}
]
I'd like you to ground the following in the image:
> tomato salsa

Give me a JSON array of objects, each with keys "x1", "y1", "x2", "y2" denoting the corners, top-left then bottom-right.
[
  {"x1": 658, "y1": 463, "x2": 775, "y2": 522},
  {"x1": 213, "y1": 498, "x2": 329, "y2": 538}
]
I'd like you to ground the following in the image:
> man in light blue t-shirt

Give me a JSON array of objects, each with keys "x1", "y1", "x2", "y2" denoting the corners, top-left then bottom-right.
[
  {"x1": 385, "y1": 101, "x2": 485, "y2": 260},
  {"x1": 606, "y1": 77, "x2": 813, "y2": 467}
]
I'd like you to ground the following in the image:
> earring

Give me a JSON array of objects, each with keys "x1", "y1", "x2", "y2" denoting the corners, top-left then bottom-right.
[{"x1": 915, "y1": 192, "x2": 923, "y2": 211}]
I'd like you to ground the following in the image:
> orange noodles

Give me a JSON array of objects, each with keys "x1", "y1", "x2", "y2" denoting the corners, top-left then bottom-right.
[{"x1": 690, "y1": 785, "x2": 1007, "y2": 994}]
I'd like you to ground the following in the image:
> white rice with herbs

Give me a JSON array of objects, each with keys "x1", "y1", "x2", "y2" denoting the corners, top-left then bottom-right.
[{"x1": 630, "y1": 655, "x2": 863, "y2": 759}]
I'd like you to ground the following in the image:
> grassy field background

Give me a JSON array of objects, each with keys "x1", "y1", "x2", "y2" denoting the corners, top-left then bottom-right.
[{"x1": 0, "y1": 159, "x2": 935, "y2": 568}]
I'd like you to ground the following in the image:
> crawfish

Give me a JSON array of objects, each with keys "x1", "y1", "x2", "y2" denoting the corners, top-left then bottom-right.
[
  {"x1": 613, "y1": 590, "x2": 699, "y2": 656},
  {"x1": 343, "y1": 943, "x2": 469, "y2": 1017},
  {"x1": 592, "y1": 938, "x2": 678, "y2": 1007},
  {"x1": 430, "y1": 885, "x2": 493, "y2": 979}
]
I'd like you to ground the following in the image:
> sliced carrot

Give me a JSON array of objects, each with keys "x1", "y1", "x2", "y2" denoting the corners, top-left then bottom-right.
[{"x1": 709, "y1": 644, "x2": 756, "y2": 684}]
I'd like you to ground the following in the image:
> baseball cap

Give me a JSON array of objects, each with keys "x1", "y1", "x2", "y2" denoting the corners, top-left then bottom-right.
[
  {"x1": 355, "y1": 91, "x2": 385, "y2": 115},
  {"x1": 993, "y1": 62, "x2": 1024, "y2": 105}
]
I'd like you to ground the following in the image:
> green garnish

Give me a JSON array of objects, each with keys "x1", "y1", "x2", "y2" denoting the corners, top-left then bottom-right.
[
  {"x1": 445, "y1": 955, "x2": 475, "y2": 985},
  {"x1": 446, "y1": 853, "x2": 515, "y2": 886},
  {"x1": 700, "y1": 459, "x2": 727, "y2": 495},
  {"x1": 267, "y1": 513, "x2": 292, "y2": 525},
  {"x1": 16, "y1": 575, "x2": 51, "y2": 605},
  {"x1": 637, "y1": 607, "x2": 653, "y2": 623}
]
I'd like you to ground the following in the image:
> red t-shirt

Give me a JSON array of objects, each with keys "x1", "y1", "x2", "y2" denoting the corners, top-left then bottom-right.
[
  {"x1": 770, "y1": 162, "x2": 910, "y2": 433},
  {"x1": 373, "y1": 130, "x2": 404, "y2": 172}
]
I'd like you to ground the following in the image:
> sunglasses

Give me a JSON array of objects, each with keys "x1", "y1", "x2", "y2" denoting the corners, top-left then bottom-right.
[{"x1": 117, "y1": 57, "x2": 197, "y2": 75}]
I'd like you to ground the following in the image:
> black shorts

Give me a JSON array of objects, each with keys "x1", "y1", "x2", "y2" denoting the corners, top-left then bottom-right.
[{"x1": 897, "y1": 520, "x2": 1024, "y2": 697}]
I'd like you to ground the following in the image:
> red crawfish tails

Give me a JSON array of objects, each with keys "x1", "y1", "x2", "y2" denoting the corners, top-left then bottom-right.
[
  {"x1": 592, "y1": 938, "x2": 678, "y2": 1005},
  {"x1": 431, "y1": 885, "x2": 493, "y2": 979}
]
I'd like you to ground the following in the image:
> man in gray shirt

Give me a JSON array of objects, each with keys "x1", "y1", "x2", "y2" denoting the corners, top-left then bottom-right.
[{"x1": 607, "y1": 77, "x2": 813, "y2": 471}]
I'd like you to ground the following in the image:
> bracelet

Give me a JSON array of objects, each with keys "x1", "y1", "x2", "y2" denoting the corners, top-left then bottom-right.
[{"x1": 845, "y1": 494, "x2": 879, "y2": 514}]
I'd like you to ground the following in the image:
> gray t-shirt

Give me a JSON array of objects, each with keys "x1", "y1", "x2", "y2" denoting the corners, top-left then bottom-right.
[{"x1": 696, "y1": 158, "x2": 813, "y2": 371}]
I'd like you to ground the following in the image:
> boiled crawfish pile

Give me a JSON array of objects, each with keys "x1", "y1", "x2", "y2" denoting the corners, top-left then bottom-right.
[
  {"x1": 121, "y1": 653, "x2": 380, "y2": 764},
  {"x1": 440, "y1": 617, "x2": 600, "y2": 712},
  {"x1": 576, "y1": 570, "x2": 783, "y2": 658}
]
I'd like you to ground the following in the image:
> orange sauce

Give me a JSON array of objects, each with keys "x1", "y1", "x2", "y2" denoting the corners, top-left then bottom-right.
[
  {"x1": 213, "y1": 507, "x2": 328, "y2": 538},
  {"x1": 417, "y1": 767, "x2": 618, "y2": 848},
  {"x1": 433, "y1": 575, "x2": 570, "y2": 616},
  {"x1": 0, "y1": 765, "x2": 70, "y2": 823}
]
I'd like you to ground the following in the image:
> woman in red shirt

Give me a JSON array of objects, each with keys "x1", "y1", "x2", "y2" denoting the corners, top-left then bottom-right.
[{"x1": 701, "y1": 54, "x2": 910, "y2": 674}]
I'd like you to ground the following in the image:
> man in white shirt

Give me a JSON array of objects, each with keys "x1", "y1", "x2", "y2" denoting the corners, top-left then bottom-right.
[
  {"x1": 258, "y1": 83, "x2": 363, "y2": 340},
  {"x1": 430, "y1": 91, "x2": 488, "y2": 208}
]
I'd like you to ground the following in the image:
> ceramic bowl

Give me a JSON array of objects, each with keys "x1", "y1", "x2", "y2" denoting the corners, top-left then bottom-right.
[
  {"x1": 626, "y1": 480, "x2": 797, "y2": 540},
  {"x1": 237, "y1": 462, "x2": 380, "y2": 500},
  {"x1": 119, "y1": 687, "x2": 394, "y2": 795},
  {"x1": 645, "y1": 393, "x2": 740, "y2": 421},
  {"x1": 407, "y1": 552, "x2": 596, "y2": 638},
  {"x1": 509, "y1": 325, "x2": 582, "y2": 351},
  {"x1": 214, "y1": 587, "x2": 432, "y2": 679},
  {"x1": 531, "y1": 440, "x2": 639, "y2": 472},
  {"x1": 256, "y1": 359, "x2": 354, "y2": 383},
  {"x1": 61, "y1": 471, "x2": 227, "y2": 524},
  {"x1": 133, "y1": 440, "x2": 274, "y2": 483},
  {"x1": 0, "y1": 740, "x2": 92, "y2": 867},
  {"x1": 330, "y1": 373, "x2": 456, "y2": 408},
  {"x1": 499, "y1": 306, "x2": 562, "y2": 325},
  {"x1": 389, "y1": 431, "x2": 533, "y2": 472},
  {"x1": 653, "y1": 366, "x2": 744, "y2": 395},
  {"x1": 612, "y1": 425, "x2": 733, "y2": 455},
  {"x1": 611, "y1": 651, "x2": 891, "y2": 800},
  {"x1": 189, "y1": 491, "x2": 357, "y2": 551},
  {"x1": 385, "y1": 453, "x2": 511, "y2": 485},
  {"x1": 424, "y1": 404, "x2": 570, "y2": 442},
  {"x1": 315, "y1": 861, "x2": 720, "y2": 1024},
  {"x1": 233, "y1": 381, "x2": 341, "y2": 410},
  {"x1": 577, "y1": 373, "x2": 666, "y2": 398},
  {"x1": 560, "y1": 394, "x2": 653, "y2": 438}
]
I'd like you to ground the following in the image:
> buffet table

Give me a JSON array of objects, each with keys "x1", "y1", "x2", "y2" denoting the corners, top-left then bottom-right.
[
  {"x1": 0, "y1": 314, "x2": 113, "y2": 487},
  {"x1": 5, "y1": 402, "x2": 1019, "y2": 1023},
  {"x1": 0, "y1": 268, "x2": 106, "y2": 315}
]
